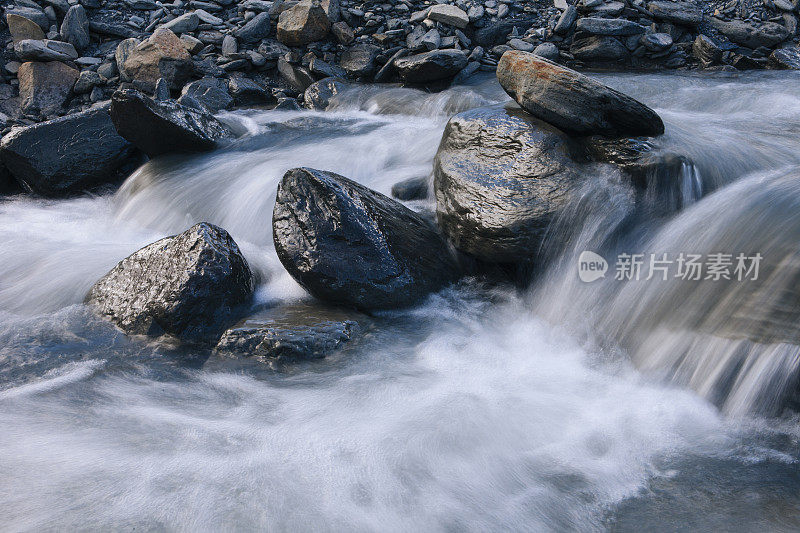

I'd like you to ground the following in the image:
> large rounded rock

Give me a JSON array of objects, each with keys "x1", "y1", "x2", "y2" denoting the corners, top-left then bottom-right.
[
  {"x1": 708, "y1": 18, "x2": 790, "y2": 49},
  {"x1": 496, "y1": 50, "x2": 664, "y2": 137},
  {"x1": 0, "y1": 103, "x2": 137, "y2": 197},
  {"x1": 570, "y1": 35, "x2": 630, "y2": 61},
  {"x1": 394, "y1": 50, "x2": 468, "y2": 83},
  {"x1": 303, "y1": 77, "x2": 350, "y2": 110},
  {"x1": 87, "y1": 222, "x2": 254, "y2": 342},
  {"x1": 110, "y1": 88, "x2": 234, "y2": 157},
  {"x1": 433, "y1": 103, "x2": 585, "y2": 263},
  {"x1": 122, "y1": 28, "x2": 193, "y2": 93},
  {"x1": 273, "y1": 167, "x2": 460, "y2": 310}
]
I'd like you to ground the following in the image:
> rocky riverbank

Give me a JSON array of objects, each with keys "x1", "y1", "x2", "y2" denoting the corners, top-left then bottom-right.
[{"x1": 1, "y1": 0, "x2": 800, "y2": 140}]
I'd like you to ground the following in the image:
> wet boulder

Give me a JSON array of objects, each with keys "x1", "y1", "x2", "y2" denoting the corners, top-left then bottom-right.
[
  {"x1": 178, "y1": 78, "x2": 233, "y2": 112},
  {"x1": 693, "y1": 34, "x2": 723, "y2": 67},
  {"x1": 496, "y1": 51, "x2": 664, "y2": 137},
  {"x1": 276, "y1": 0, "x2": 331, "y2": 47},
  {"x1": 110, "y1": 88, "x2": 234, "y2": 157},
  {"x1": 391, "y1": 176, "x2": 428, "y2": 201},
  {"x1": 394, "y1": 50, "x2": 468, "y2": 83},
  {"x1": 770, "y1": 47, "x2": 800, "y2": 70},
  {"x1": 273, "y1": 167, "x2": 460, "y2": 310},
  {"x1": 216, "y1": 303, "x2": 363, "y2": 361},
  {"x1": 303, "y1": 77, "x2": 350, "y2": 110},
  {"x1": 0, "y1": 104, "x2": 137, "y2": 197},
  {"x1": 87, "y1": 222, "x2": 254, "y2": 342},
  {"x1": 433, "y1": 103, "x2": 585, "y2": 263},
  {"x1": 339, "y1": 44, "x2": 381, "y2": 77},
  {"x1": 122, "y1": 28, "x2": 194, "y2": 93}
]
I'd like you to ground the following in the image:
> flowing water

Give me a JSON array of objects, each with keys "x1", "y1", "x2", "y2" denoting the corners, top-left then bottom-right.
[{"x1": 3, "y1": 72, "x2": 800, "y2": 531}]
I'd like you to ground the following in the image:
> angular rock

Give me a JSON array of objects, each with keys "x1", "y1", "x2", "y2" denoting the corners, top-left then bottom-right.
[
  {"x1": 394, "y1": 50, "x2": 468, "y2": 83},
  {"x1": 87, "y1": 223, "x2": 254, "y2": 342},
  {"x1": 228, "y1": 76, "x2": 275, "y2": 106},
  {"x1": 641, "y1": 32, "x2": 673, "y2": 52},
  {"x1": 693, "y1": 34, "x2": 723, "y2": 67},
  {"x1": 278, "y1": 58, "x2": 315, "y2": 92},
  {"x1": 0, "y1": 104, "x2": 136, "y2": 197},
  {"x1": 433, "y1": 104, "x2": 585, "y2": 263},
  {"x1": 554, "y1": 5, "x2": 578, "y2": 34},
  {"x1": 647, "y1": 1, "x2": 703, "y2": 27},
  {"x1": 331, "y1": 20, "x2": 354, "y2": 44},
  {"x1": 178, "y1": 77, "x2": 233, "y2": 112},
  {"x1": 14, "y1": 39, "x2": 78, "y2": 62},
  {"x1": 5, "y1": 7, "x2": 49, "y2": 31},
  {"x1": 277, "y1": 0, "x2": 331, "y2": 46},
  {"x1": 709, "y1": 19, "x2": 791, "y2": 49},
  {"x1": 570, "y1": 35, "x2": 630, "y2": 61},
  {"x1": 73, "y1": 70, "x2": 102, "y2": 94},
  {"x1": 770, "y1": 47, "x2": 800, "y2": 69},
  {"x1": 575, "y1": 17, "x2": 647, "y2": 36},
  {"x1": 123, "y1": 28, "x2": 194, "y2": 93},
  {"x1": 304, "y1": 77, "x2": 349, "y2": 110},
  {"x1": 235, "y1": 12, "x2": 271, "y2": 43},
  {"x1": 110, "y1": 88, "x2": 233, "y2": 157},
  {"x1": 215, "y1": 303, "x2": 362, "y2": 361},
  {"x1": 60, "y1": 5, "x2": 90, "y2": 51},
  {"x1": 115, "y1": 38, "x2": 138, "y2": 82},
  {"x1": 340, "y1": 43, "x2": 380, "y2": 77},
  {"x1": 496, "y1": 51, "x2": 664, "y2": 137},
  {"x1": 273, "y1": 167, "x2": 459, "y2": 310},
  {"x1": 161, "y1": 12, "x2": 199, "y2": 34},
  {"x1": 6, "y1": 13, "x2": 46, "y2": 44},
  {"x1": 18, "y1": 61, "x2": 79, "y2": 115},
  {"x1": 474, "y1": 17, "x2": 536, "y2": 47},
  {"x1": 391, "y1": 176, "x2": 428, "y2": 201},
  {"x1": 427, "y1": 4, "x2": 469, "y2": 29}
]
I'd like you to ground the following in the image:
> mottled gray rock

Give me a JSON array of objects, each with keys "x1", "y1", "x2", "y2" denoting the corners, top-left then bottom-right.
[
  {"x1": 533, "y1": 42, "x2": 560, "y2": 61},
  {"x1": 60, "y1": 5, "x2": 90, "y2": 51},
  {"x1": 709, "y1": 18, "x2": 790, "y2": 49},
  {"x1": 110, "y1": 88, "x2": 233, "y2": 157},
  {"x1": 216, "y1": 303, "x2": 362, "y2": 361},
  {"x1": 433, "y1": 103, "x2": 585, "y2": 263},
  {"x1": 277, "y1": 0, "x2": 331, "y2": 46},
  {"x1": 73, "y1": 70, "x2": 102, "y2": 94},
  {"x1": 87, "y1": 223, "x2": 254, "y2": 342},
  {"x1": 641, "y1": 32, "x2": 673, "y2": 52},
  {"x1": 331, "y1": 20, "x2": 354, "y2": 44},
  {"x1": 18, "y1": 61, "x2": 79, "y2": 115},
  {"x1": 427, "y1": 4, "x2": 469, "y2": 28},
  {"x1": 554, "y1": 5, "x2": 578, "y2": 34},
  {"x1": 693, "y1": 34, "x2": 723, "y2": 67},
  {"x1": 770, "y1": 47, "x2": 800, "y2": 69},
  {"x1": 496, "y1": 51, "x2": 664, "y2": 137},
  {"x1": 647, "y1": 1, "x2": 703, "y2": 27},
  {"x1": 273, "y1": 167, "x2": 459, "y2": 310},
  {"x1": 394, "y1": 50, "x2": 467, "y2": 83},
  {"x1": 340, "y1": 43, "x2": 381, "y2": 77},
  {"x1": 235, "y1": 12, "x2": 271, "y2": 43},
  {"x1": 576, "y1": 17, "x2": 646, "y2": 36},
  {"x1": 179, "y1": 77, "x2": 233, "y2": 112},
  {"x1": 161, "y1": 12, "x2": 199, "y2": 34},
  {"x1": 571, "y1": 35, "x2": 630, "y2": 61},
  {"x1": 278, "y1": 58, "x2": 316, "y2": 91},
  {"x1": 0, "y1": 104, "x2": 136, "y2": 197},
  {"x1": 14, "y1": 39, "x2": 78, "y2": 62}
]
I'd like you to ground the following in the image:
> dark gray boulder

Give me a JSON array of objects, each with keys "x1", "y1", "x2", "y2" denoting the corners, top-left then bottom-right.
[
  {"x1": 575, "y1": 17, "x2": 646, "y2": 36},
  {"x1": 433, "y1": 103, "x2": 585, "y2": 263},
  {"x1": 339, "y1": 43, "x2": 381, "y2": 77},
  {"x1": 770, "y1": 47, "x2": 800, "y2": 70},
  {"x1": 394, "y1": 50, "x2": 468, "y2": 83},
  {"x1": 570, "y1": 35, "x2": 630, "y2": 61},
  {"x1": 87, "y1": 222, "x2": 254, "y2": 342},
  {"x1": 303, "y1": 77, "x2": 350, "y2": 110},
  {"x1": 0, "y1": 104, "x2": 138, "y2": 197},
  {"x1": 216, "y1": 303, "x2": 363, "y2": 361},
  {"x1": 496, "y1": 51, "x2": 664, "y2": 137},
  {"x1": 178, "y1": 78, "x2": 233, "y2": 112},
  {"x1": 228, "y1": 76, "x2": 275, "y2": 106},
  {"x1": 0, "y1": 162, "x2": 21, "y2": 195},
  {"x1": 110, "y1": 88, "x2": 234, "y2": 157},
  {"x1": 60, "y1": 4, "x2": 90, "y2": 51},
  {"x1": 235, "y1": 12, "x2": 271, "y2": 43},
  {"x1": 474, "y1": 17, "x2": 536, "y2": 46},
  {"x1": 647, "y1": 1, "x2": 703, "y2": 27},
  {"x1": 391, "y1": 176, "x2": 428, "y2": 201},
  {"x1": 273, "y1": 167, "x2": 460, "y2": 310},
  {"x1": 693, "y1": 34, "x2": 723, "y2": 67},
  {"x1": 709, "y1": 18, "x2": 790, "y2": 49}
]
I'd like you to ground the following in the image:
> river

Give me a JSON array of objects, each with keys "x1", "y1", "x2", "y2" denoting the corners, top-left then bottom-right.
[{"x1": 1, "y1": 72, "x2": 800, "y2": 531}]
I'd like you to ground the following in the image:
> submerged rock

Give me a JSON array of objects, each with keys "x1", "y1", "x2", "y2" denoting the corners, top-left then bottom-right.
[
  {"x1": 216, "y1": 303, "x2": 363, "y2": 361},
  {"x1": 496, "y1": 51, "x2": 664, "y2": 137},
  {"x1": 273, "y1": 167, "x2": 459, "y2": 310},
  {"x1": 770, "y1": 47, "x2": 800, "y2": 70},
  {"x1": 433, "y1": 103, "x2": 585, "y2": 263},
  {"x1": 0, "y1": 104, "x2": 137, "y2": 197},
  {"x1": 391, "y1": 176, "x2": 429, "y2": 201},
  {"x1": 87, "y1": 222, "x2": 254, "y2": 342},
  {"x1": 110, "y1": 88, "x2": 234, "y2": 157}
]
